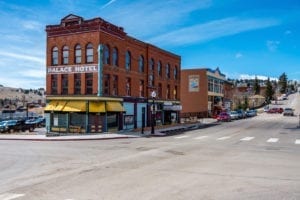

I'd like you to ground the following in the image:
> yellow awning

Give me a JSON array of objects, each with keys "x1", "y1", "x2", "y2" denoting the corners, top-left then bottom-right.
[
  {"x1": 89, "y1": 101, "x2": 105, "y2": 113},
  {"x1": 63, "y1": 101, "x2": 86, "y2": 112},
  {"x1": 44, "y1": 101, "x2": 57, "y2": 111},
  {"x1": 44, "y1": 101, "x2": 66, "y2": 111},
  {"x1": 106, "y1": 101, "x2": 125, "y2": 112}
]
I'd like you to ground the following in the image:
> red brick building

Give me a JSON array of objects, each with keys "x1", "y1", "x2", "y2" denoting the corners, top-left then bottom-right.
[
  {"x1": 45, "y1": 14, "x2": 181, "y2": 133},
  {"x1": 180, "y1": 68, "x2": 227, "y2": 119}
]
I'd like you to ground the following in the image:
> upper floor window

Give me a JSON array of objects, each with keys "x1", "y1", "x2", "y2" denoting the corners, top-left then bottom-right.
[
  {"x1": 112, "y1": 47, "x2": 118, "y2": 66},
  {"x1": 85, "y1": 73, "x2": 93, "y2": 95},
  {"x1": 139, "y1": 80, "x2": 144, "y2": 97},
  {"x1": 125, "y1": 50, "x2": 131, "y2": 71},
  {"x1": 149, "y1": 58, "x2": 154, "y2": 71},
  {"x1": 86, "y1": 43, "x2": 93, "y2": 63},
  {"x1": 52, "y1": 47, "x2": 58, "y2": 65},
  {"x1": 138, "y1": 55, "x2": 144, "y2": 73},
  {"x1": 167, "y1": 84, "x2": 170, "y2": 99},
  {"x1": 148, "y1": 74, "x2": 154, "y2": 86},
  {"x1": 61, "y1": 74, "x2": 68, "y2": 94},
  {"x1": 126, "y1": 77, "x2": 131, "y2": 96},
  {"x1": 103, "y1": 74, "x2": 110, "y2": 95},
  {"x1": 103, "y1": 45, "x2": 110, "y2": 65},
  {"x1": 157, "y1": 61, "x2": 162, "y2": 77},
  {"x1": 158, "y1": 83, "x2": 162, "y2": 98},
  {"x1": 112, "y1": 75, "x2": 118, "y2": 96},
  {"x1": 51, "y1": 74, "x2": 58, "y2": 94},
  {"x1": 174, "y1": 86, "x2": 178, "y2": 99},
  {"x1": 174, "y1": 65, "x2": 178, "y2": 80},
  {"x1": 75, "y1": 44, "x2": 81, "y2": 64},
  {"x1": 62, "y1": 46, "x2": 69, "y2": 65},
  {"x1": 74, "y1": 73, "x2": 81, "y2": 95},
  {"x1": 166, "y1": 63, "x2": 170, "y2": 79}
]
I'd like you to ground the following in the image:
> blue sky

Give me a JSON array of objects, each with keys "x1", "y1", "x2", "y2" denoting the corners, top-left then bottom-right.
[{"x1": 0, "y1": 0, "x2": 299, "y2": 89}]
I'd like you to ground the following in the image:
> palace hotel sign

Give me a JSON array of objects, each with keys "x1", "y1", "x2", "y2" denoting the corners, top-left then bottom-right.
[{"x1": 47, "y1": 64, "x2": 98, "y2": 74}]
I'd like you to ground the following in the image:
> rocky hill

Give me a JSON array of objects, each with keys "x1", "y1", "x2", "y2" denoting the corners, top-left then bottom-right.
[{"x1": 0, "y1": 85, "x2": 46, "y2": 110}]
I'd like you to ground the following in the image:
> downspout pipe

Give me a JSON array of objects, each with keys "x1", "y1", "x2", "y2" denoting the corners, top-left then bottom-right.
[{"x1": 97, "y1": 44, "x2": 103, "y2": 97}]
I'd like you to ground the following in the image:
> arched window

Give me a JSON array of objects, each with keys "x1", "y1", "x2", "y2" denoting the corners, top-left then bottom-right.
[
  {"x1": 62, "y1": 46, "x2": 69, "y2": 65},
  {"x1": 86, "y1": 43, "x2": 93, "y2": 63},
  {"x1": 157, "y1": 61, "x2": 162, "y2": 77},
  {"x1": 103, "y1": 45, "x2": 110, "y2": 64},
  {"x1": 75, "y1": 44, "x2": 81, "y2": 64},
  {"x1": 166, "y1": 63, "x2": 170, "y2": 79},
  {"x1": 112, "y1": 47, "x2": 118, "y2": 66},
  {"x1": 52, "y1": 46, "x2": 58, "y2": 65},
  {"x1": 125, "y1": 50, "x2": 131, "y2": 71},
  {"x1": 138, "y1": 55, "x2": 144, "y2": 73},
  {"x1": 149, "y1": 58, "x2": 154, "y2": 71},
  {"x1": 174, "y1": 65, "x2": 178, "y2": 80}
]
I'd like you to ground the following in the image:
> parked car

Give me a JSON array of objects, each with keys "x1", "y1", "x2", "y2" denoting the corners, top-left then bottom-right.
[
  {"x1": 216, "y1": 112, "x2": 231, "y2": 122},
  {"x1": 283, "y1": 108, "x2": 294, "y2": 116},
  {"x1": 246, "y1": 109, "x2": 257, "y2": 117},
  {"x1": 263, "y1": 106, "x2": 269, "y2": 112},
  {"x1": 0, "y1": 121, "x2": 9, "y2": 133},
  {"x1": 229, "y1": 111, "x2": 239, "y2": 120},
  {"x1": 236, "y1": 110, "x2": 246, "y2": 119},
  {"x1": 267, "y1": 107, "x2": 283, "y2": 114},
  {"x1": 5, "y1": 119, "x2": 35, "y2": 133}
]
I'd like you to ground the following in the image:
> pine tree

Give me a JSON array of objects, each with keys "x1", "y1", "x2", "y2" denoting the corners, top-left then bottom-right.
[
  {"x1": 265, "y1": 78, "x2": 274, "y2": 103},
  {"x1": 278, "y1": 72, "x2": 287, "y2": 94},
  {"x1": 253, "y1": 76, "x2": 260, "y2": 95}
]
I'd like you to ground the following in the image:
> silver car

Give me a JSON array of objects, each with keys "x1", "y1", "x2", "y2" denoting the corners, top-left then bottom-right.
[
  {"x1": 229, "y1": 111, "x2": 239, "y2": 120},
  {"x1": 283, "y1": 108, "x2": 294, "y2": 116}
]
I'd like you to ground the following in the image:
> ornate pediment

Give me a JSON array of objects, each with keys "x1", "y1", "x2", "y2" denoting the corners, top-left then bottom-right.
[{"x1": 61, "y1": 14, "x2": 83, "y2": 26}]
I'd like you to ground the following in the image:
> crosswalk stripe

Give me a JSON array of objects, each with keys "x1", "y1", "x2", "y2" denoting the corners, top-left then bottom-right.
[
  {"x1": 0, "y1": 193, "x2": 25, "y2": 200},
  {"x1": 240, "y1": 137, "x2": 255, "y2": 141},
  {"x1": 267, "y1": 138, "x2": 279, "y2": 143},
  {"x1": 194, "y1": 136, "x2": 208, "y2": 140},
  {"x1": 174, "y1": 135, "x2": 189, "y2": 139},
  {"x1": 295, "y1": 140, "x2": 300, "y2": 144},
  {"x1": 217, "y1": 136, "x2": 231, "y2": 140}
]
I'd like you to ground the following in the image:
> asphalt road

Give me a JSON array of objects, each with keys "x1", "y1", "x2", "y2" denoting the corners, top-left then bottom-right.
[{"x1": 0, "y1": 92, "x2": 299, "y2": 200}]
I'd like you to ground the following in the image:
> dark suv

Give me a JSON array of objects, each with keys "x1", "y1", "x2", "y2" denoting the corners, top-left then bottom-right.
[{"x1": 5, "y1": 119, "x2": 35, "y2": 133}]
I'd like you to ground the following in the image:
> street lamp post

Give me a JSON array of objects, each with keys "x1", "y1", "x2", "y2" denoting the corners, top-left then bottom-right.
[{"x1": 151, "y1": 91, "x2": 156, "y2": 134}]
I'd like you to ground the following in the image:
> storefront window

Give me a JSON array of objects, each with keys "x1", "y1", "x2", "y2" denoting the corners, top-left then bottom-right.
[{"x1": 107, "y1": 113, "x2": 118, "y2": 130}]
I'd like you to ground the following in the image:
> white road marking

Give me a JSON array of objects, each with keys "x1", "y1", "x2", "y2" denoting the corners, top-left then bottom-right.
[
  {"x1": 267, "y1": 138, "x2": 279, "y2": 143},
  {"x1": 240, "y1": 137, "x2": 255, "y2": 141},
  {"x1": 174, "y1": 135, "x2": 189, "y2": 139},
  {"x1": 194, "y1": 136, "x2": 208, "y2": 140},
  {"x1": 295, "y1": 139, "x2": 300, "y2": 144},
  {"x1": 217, "y1": 136, "x2": 231, "y2": 140},
  {"x1": 0, "y1": 193, "x2": 25, "y2": 200}
]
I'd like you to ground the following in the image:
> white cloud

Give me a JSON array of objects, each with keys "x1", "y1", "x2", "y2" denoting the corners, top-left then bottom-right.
[
  {"x1": 239, "y1": 74, "x2": 278, "y2": 81},
  {"x1": 106, "y1": 0, "x2": 212, "y2": 38},
  {"x1": 266, "y1": 40, "x2": 280, "y2": 52},
  {"x1": 235, "y1": 53, "x2": 243, "y2": 58},
  {"x1": 0, "y1": 51, "x2": 44, "y2": 65},
  {"x1": 284, "y1": 30, "x2": 292, "y2": 35},
  {"x1": 149, "y1": 17, "x2": 280, "y2": 46},
  {"x1": 21, "y1": 20, "x2": 43, "y2": 31},
  {"x1": 101, "y1": 0, "x2": 117, "y2": 9}
]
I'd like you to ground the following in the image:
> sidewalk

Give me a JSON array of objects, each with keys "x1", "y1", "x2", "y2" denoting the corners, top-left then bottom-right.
[{"x1": 0, "y1": 118, "x2": 218, "y2": 141}]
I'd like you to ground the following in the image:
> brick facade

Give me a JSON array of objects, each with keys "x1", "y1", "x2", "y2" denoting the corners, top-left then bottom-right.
[
  {"x1": 46, "y1": 14, "x2": 181, "y2": 100},
  {"x1": 45, "y1": 14, "x2": 181, "y2": 133}
]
